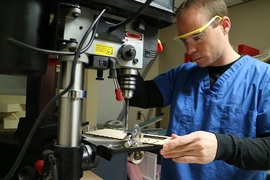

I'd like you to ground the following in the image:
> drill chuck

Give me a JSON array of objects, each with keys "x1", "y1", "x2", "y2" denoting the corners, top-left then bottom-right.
[{"x1": 119, "y1": 68, "x2": 138, "y2": 99}]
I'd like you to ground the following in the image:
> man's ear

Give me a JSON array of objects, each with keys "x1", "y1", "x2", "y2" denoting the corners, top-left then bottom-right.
[{"x1": 220, "y1": 16, "x2": 231, "y2": 35}]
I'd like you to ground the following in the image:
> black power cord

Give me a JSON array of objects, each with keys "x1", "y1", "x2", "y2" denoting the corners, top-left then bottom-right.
[
  {"x1": 7, "y1": 22, "x2": 98, "y2": 56},
  {"x1": 3, "y1": 8, "x2": 108, "y2": 180},
  {"x1": 109, "y1": 0, "x2": 154, "y2": 31}
]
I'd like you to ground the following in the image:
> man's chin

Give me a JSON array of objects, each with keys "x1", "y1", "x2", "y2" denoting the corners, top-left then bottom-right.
[{"x1": 196, "y1": 62, "x2": 207, "y2": 68}]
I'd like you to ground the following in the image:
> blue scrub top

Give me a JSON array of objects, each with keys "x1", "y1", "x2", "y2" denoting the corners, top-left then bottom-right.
[{"x1": 153, "y1": 55, "x2": 270, "y2": 180}]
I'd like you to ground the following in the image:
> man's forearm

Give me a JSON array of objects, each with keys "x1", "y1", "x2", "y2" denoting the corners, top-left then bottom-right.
[
  {"x1": 215, "y1": 133, "x2": 270, "y2": 170},
  {"x1": 129, "y1": 77, "x2": 163, "y2": 108}
]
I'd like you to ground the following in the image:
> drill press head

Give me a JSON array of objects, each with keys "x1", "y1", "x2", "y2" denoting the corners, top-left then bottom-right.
[{"x1": 52, "y1": 0, "x2": 175, "y2": 99}]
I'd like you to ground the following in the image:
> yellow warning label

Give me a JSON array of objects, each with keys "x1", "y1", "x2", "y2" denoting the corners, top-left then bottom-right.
[{"x1": 95, "y1": 44, "x2": 114, "y2": 56}]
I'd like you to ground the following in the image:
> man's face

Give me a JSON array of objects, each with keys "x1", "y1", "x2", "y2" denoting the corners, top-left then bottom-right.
[{"x1": 175, "y1": 8, "x2": 225, "y2": 67}]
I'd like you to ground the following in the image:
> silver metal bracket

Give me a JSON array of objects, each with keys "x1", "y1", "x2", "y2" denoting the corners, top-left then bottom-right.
[
  {"x1": 123, "y1": 124, "x2": 142, "y2": 148},
  {"x1": 68, "y1": 90, "x2": 86, "y2": 99}
]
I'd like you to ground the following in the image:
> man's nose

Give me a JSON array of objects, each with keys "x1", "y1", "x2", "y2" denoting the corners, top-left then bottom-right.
[{"x1": 185, "y1": 42, "x2": 196, "y2": 55}]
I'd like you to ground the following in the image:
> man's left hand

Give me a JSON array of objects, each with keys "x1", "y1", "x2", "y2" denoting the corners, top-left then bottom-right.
[{"x1": 160, "y1": 131, "x2": 217, "y2": 164}]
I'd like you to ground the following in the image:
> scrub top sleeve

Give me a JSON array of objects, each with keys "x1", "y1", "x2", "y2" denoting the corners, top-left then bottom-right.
[
  {"x1": 153, "y1": 72, "x2": 174, "y2": 107},
  {"x1": 153, "y1": 62, "x2": 197, "y2": 107}
]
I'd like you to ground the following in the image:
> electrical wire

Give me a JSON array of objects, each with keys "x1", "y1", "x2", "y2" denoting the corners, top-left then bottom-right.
[
  {"x1": 7, "y1": 20, "x2": 99, "y2": 55},
  {"x1": 80, "y1": 22, "x2": 99, "y2": 53},
  {"x1": 3, "y1": 8, "x2": 108, "y2": 180},
  {"x1": 109, "y1": 0, "x2": 154, "y2": 31},
  {"x1": 7, "y1": 37, "x2": 75, "y2": 55}
]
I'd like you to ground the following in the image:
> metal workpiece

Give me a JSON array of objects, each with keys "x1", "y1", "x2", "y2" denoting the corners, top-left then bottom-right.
[{"x1": 123, "y1": 124, "x2": 142, "y2": 148}]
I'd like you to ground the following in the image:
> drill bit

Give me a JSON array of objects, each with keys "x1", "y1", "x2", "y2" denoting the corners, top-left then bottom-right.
[{"x1": 125, "y1": 98, "x2": 129, "y2": 130}]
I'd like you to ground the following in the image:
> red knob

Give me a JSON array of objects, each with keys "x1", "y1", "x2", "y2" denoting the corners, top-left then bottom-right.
[
  {"x1": 115, "y1": 88, "x2": 123, "y2": 101},
  {"x1": 34, "y1": 160, "x2": 44, "y2": 174}
]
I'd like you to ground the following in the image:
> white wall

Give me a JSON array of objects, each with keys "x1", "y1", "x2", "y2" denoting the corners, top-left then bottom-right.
[
  {"x1": 229, "y1": 0, "x2": 270, "y2": 51},
  {"x1": 0, "y1": 75, "x2": 26, "y2": 95},
  {"x1": 96, "y1": 70, "x2": 124, "y2": 124}
]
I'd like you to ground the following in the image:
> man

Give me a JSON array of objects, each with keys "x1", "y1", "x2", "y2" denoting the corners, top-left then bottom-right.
[{"x1": 128, "y1": 0, "x2": 270, "y2": 179}]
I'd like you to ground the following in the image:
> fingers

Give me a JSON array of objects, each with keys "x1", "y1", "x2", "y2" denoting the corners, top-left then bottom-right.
[
  {"x1": 162, "y1": 149, "x2": 194, "y2": 159},
  {"x1": 171, "y1": 133, "x2": 178, "y2": 139},
  {"x1": 160, "y1": 133, "x2": 195, "y2": 158},
  {"x1": 172, "y1": 155, "x2": 209, "y2": 164},
  {"x1": 162, "y1": 132, "x2": 197, "y2": 150},
  {"x1": 160, "y1": 131, "x2": 218, "y2": 164}
]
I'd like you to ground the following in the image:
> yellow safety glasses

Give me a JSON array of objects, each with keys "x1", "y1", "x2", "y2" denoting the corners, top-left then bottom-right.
[{"x1": 173, "y1": 15, "x2": 222, "y2": 45}]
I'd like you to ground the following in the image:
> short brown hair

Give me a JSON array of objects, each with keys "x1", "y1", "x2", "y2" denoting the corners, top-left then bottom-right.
[{"x1": 175, "y1": 0, "x2": 228, "y2": 21}]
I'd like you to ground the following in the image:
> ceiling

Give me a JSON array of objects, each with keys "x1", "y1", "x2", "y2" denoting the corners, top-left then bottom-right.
[{"x1": 174, "y1": 0, "x2": 253, "y2": 10}]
